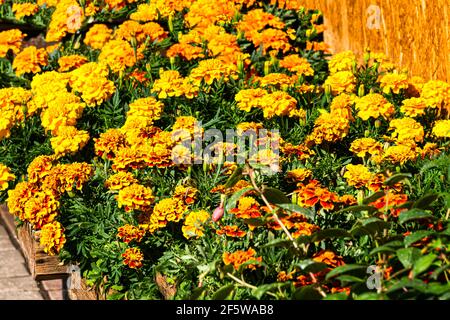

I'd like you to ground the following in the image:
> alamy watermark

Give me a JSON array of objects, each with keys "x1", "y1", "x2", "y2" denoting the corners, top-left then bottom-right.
[{"x1": 366, "y1": 265, "x2": 382, "y2": 291}]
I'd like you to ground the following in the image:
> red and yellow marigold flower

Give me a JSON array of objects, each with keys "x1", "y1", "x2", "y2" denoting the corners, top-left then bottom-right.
[
  {"x1": 106, "y1": 172, "x2": 138, "y2": 191},
  {"x1": 117, "y1": 183, "x2": 154, "y2": 213},
  {"x1": 39, "y1": 221, "x2": 66, "y2": 256},
  {"x1": 122, "y1": 247, "x2": 144, "y2": 269},
  {"x1": 343, "y1": 164, "x2": 374, "y2": 189},
  {"x1": 94, "y1": 129, "x2": 128, "y2": 159},
  {"x1": 216, "y1": 225, "x2": 247, "y2": 238},
  {"x1": 295, "y1": 180, "x2": 339, "y2": 210},
  {"x1": 117, "y1": 224, "x2": 146, "y2": 243},
  {"x1": 223, "y1": 248, "x2": 262, "y2": 270},
  {"x1": 182, "y1": 210, "x2": 210, "y2": 239},
  {"x1": 0, "y1": 164, "x2": 15, "y2": 191}
]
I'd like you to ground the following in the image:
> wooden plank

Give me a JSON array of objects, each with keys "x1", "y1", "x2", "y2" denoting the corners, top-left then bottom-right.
[{"x1": 302, "y1": 0, "x2": 450, "y2": 81}]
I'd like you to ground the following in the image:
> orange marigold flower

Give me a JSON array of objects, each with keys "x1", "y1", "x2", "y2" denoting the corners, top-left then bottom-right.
[
  {"x1": 58, "y1": 54, "x2": 88, "y2": 72},
  {"x1": 0, "y1": 29, "x2": 26, "y2": 58},
  {"x1": 7, "y1": 182, "x2": 37, "y2": 220},
  {"x1": 167, "y1": 43, "x2": 204, "y2": 61},
  {"x1": 383, "y1": 144, "x2": 417, "y2": 165},
  {"x1": 39, "y1": 221, "x2": 66, "y2": 255},
  {"x1": 182, "y1": 210, "x2": 210, "y2": 239},
  {"x1": 292, "y1": 222, "x2": 320, "y2": 238},
  {"x1": 355, "y1": 93, "x2": 395, "y2": 121},
  {"x1": 27, "y1": 155, "x2": 55, "y2": 184},
  {"x1": 98, "y1": 39, "x2": 137, "y2": 73},
  {"x1": 148, "y1": 198, "x2": 187, "y2": 232},
  {"x1": 378, "y1": 73, "x2": 409, "y2": 94},
  {"x1": 330, "y1": 93, "x2": 356, "y2": 121},
  {"x1": 281, "y1": 143, "x2": 315, "y2": 160},
  {"x1": 106, "y1": 172, "x2": 138, "y2": 191},
  {"x1": 286, "y1": 168, "x2": 312, "y2": 183},
  {"x1": 210, "y1": 180, "x2": 252, "y2": 196},
  {"x1": 350, "y1": 138, "x2": 383, "y2": 158},
  {"x1": 295, "y1": 180, "x2": 339, "y2": 210},
  {"x1": 230, "y1": 196, "x2": 262, "y2": 219},
  {"x1": 117, "y1": 183, "x2": 154, "y2": 213},
  {"x1": 280, "y1": 54, "x2": 314, "y2": 76},
  {"x1": 313, "y1": 250, "x2": 345, "y2": 268},
  {"x1": 216, "y1": 225, "x2": 247, "y2": 238},
  {"x1": 117, "y1": 224, "x2": 146, "y2": 243},
  {"x1": 277, "y1": 271, "x2": 294, "y2": 282},
  {"x1": 223, "y1": 248, "x2": 262, "y2": 270},
  {"x1": 339, "y1": 195, "x2": 357, "y2": 206},
  {"x1": 94, "y1": 129, "x2": 127, "y2": 159},
  {"x1": 366, "y1": 173, "x2": 385, "y2": 192},
  {"x1": 122, "y1": 247, "x2": 144, "y2": 269},
  {"x1": 324, "y1": 71, "x2": 356, "y2": 95},
  {"x1": 256, "y1": 73, "x2": 297, "y2": 90},
  {"x1": 258, "y1": 91, "x2": 299, "y2": 119},
  {"x1": 370, "y1": 191, "x2": 408, "y2": 218},
  {"x1": 343, "y1": 164, "x2": 374, "y2": 189},
  {"x1": 173, "y1": 185, "x2": 198, "y2": 205},
  {"x1": 13, "y1": 46, "x2": 48, "y2": 76},
  {"x1": 12, "y1": 3, "x2": 39, "y2": 20},
  {"x1": 127, "y1": 97, "x2": 164, "y2": 125},
  {"x1": 84, "y1": 24, "x2": 112, "y2": 49},
  {"x1": 306, "y1": 112, "x2": 349, "y2": 145},
  {"x1": 235, "y1": 88, "x2": 268, "y2": 112},
  {"x1": 188, "y1": 58, "x2": 238, "y2": 87},
  {"x1": 24, "y1": 192, "x2": 59, "y2": 229},
  {"x1": 111, "y1": 147, "x2": 145, "y2": 172}
]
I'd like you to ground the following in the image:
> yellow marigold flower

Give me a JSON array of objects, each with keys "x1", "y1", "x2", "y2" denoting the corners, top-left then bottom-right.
[
  {"x1": 148, "y1": 198, "x2": 187, "y2": 232},
  {"x1": 50, "y1": 126, "x2": 90, "y2": 157},
  {"x1": 7, "y1": 182, "x2": 36, "y2": 220},
  {"x1": 24, "y1": 192, "x2": 59, "y2": 229},
  {"x1": 112, "y1": 146, "x2": 145, "y2": 172},
  {"x1": 328, "y1": 51, "x2": 356, "y2": 74},
  {"x1": 40, "y1": 162, "x2": 92, "y2": 194},
  {"x1": 432, "y1": 120, "x2": 450, "y2": 138},
  {"x1": 140, "y1": 132, "x2": 174, "y2": 168},
  {"x1": 223, "y1": 248, "x2": 262, "y2": 271},
  {"x1": 237, "y1": 9, "x2": 284, "y2": 37},
  {"x1": 171, "y1": 116, "x2": 203, "y2": 140},
  {"x1": 182, "y1": 210, "x2": 210, "y2": 239},
  {"x1": 27, "y1": 155, "x2": 55, "y2": 184},
  {"x1": 407, "y1": 76, "x2": 426, "y2": 97},
  {"x1": 307, "y1": 112, "x2": 350, "y2": 145},
  {"x1": 279, "y1": 54, "x2": 314, "y2": 76},
  {"x1": 173, "y1": 185, "x2": 198, "y2": 205},
  {"x1": 401, "y1": 97, "x2": 428, "y2": 117},
  {"x1": 189, "y1": 58, "x2": 238, "y2": 87},
  {"x1": 389, "y1": 118, "x2": 424, "y2": 143},
  {"x1": 0, "y1": 86, "x2": 31, "y2": 122},
  {"x1": 58, "y1": 55, "x2": 88, "y2": 72},
  {"x1": 257, "y1": 73, "x2": 297, "y2": 89},
  {"x1": 420, "y1": 80, "x2": 450, "y2": 114},
  {"x1": 259, "y1": 91, "x2": 298, "y2": 118},
  {"x1": 122, "y1": 247, "x2": 144, "y2": 269},
  {"x1": 235, "y1": 88, "x2": 268, "y2": 112},
  {"x1": 0, "y1": 110, "x2": 15, "y2": 140},
  {"x1": 350, "y1": 138, "x2": 383, "y2": 158},
  {"x1": 236, "y1": 122, "x2": 264, "y2": 135},
  {"x1": 185, "y1": 0, "x2": 237, "y2": 29},
  {"x1": 39, "y1": 221, "x2": 66, "y2": 255},
  {"x1": 343, "y1": 164, "x2": 373, "y2": 188},
  {"x1": 94, "y1": 128, "x2": 127, "y2": 159},
  {"x1": 355, "y1": 93, "x2": 395, "y2": 120},
  {"x1": 250, "y1": 28, "x2": 292, "y2": 54},
  {"x1": 419, "y1": 142, "x2": 441, "y2": 159},
  {"x1": 0, "y1": 29, "x2": 26, "y2": 58},
  {"x1": 12, "y1": 3, "x2": 39, "y2": 20},
  {"x1": 379, "y1": 73, "x2": 409, "y2": 94},
  {"x1": 84, "y1": 24, "x2": 112, "y2": 49},
  {"x1": 142, "y1": 22, "x2": 168, "y2": 42},
  {"x1": 329, "y1": 93, "x2": 356, "y2": 121},
  {"x1": 46, "y1": 0, "x2": 84, "y2": 42},
  {"x1": 383, "y1": 144, "x2": 417, "y2": 165},
  {"x1": 117, "y1": 183, "x2": 154, "y2": 213},
  {"x1": 0, "y1": 164, "x2": 15, "y2": 191},
  {"x1": 98, "y1": 39, "x2": 137, "y2": 73},
  {"x1": 40, "y1": 92, "x2": 85, "y2": 134},
  {"x1": 130, "y1": 0, "x2": 188, "y2": 22},
  {"x1": 106, "y1": 172, "x2": 138, "y2": 191},
  {"x1": 151, "y1": 70, "x2": 184, "y2": 99},
  {"x1": 127, "y1": 97, "x2": 164, "y2": 124},
  {"x1": 117, "y1": 224, "x2": 146, "y2": 243},
  {"x1": 286, "y1": 168, "x2": 312, "y2": 183},
  {"x1": 324, "y1": 71, "x2": 356, "y2": 95},
  {"x1": 12, "y1": 46, "x2": 48, "y2": 76}
]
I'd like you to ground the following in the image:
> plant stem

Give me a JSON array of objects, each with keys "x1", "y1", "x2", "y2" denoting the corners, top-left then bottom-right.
[{"x1": 226, "y1": 272, "x2": 277, "y2": 298}]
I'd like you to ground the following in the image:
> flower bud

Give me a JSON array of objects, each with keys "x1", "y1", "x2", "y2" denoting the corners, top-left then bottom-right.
[
  {"x1": 358, "y1": 84, "x2": 365, "y2": 97},
  {"x1": 374, "y1": 119, "x2": 381, "y2": 128},
  {"x1": 325, "y1": 84, "x2": 332, "y2": 99},
  {"x1": 396, "y1": 166, "x2": 401, "y2": 173},
  {"x1": 364, "y1": 129, "x2": 370, "y2": 137},
  {"x1": 264, "y1": 61, "x2": 270, "y2": 75},
  {"x1": 212, "y1": 205, "x2": 224, "y2": 222},
  {"x1": 363, "y1": 51, "x2": 370, "y2": 65},
  {"x1": 168, "y1": 14, "x2": 174, "y2": 33}
]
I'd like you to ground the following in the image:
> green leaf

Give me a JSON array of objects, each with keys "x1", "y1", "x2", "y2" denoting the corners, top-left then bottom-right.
[
  {"x1": 212, "y1": 284, "x2": 235, "y2": 300},
  {"x1": 190, "y1": 287, "x2": 207, "y2": 300},
  {"x1": 351, "y1": 218, "x2": 390, "y2": 237},
  {"x1": 354, "y1": 292, "x2": 384, "y2": 300},
  {"x1": 412, "y1": 254, "x2": 437, "y2": 277},
  {"x1": 396, "y1": 247, "x2": 422, "y2": 269},
  {"x1": 325, "y1": 265, "x2": 366, "y2": 280},
  {"x1": 383, "y1": 173, "x2": 412, "y2": 186},
  {"x1": 295, "y1": 260, "x2": 329, "y2": 273},
  {"x1": 323, "y1": 292, "x2": 348, "y2": 300},
  {"x1": 223, "y1": 167, "x2": 244, "y2": 189},
  {"x1": 369, "y1": 245, "x2": 397, "y2": 256},
  {"x1": 276, "y1": 203, "x2": 315, "y2": 220},
  {"x1": 335, "y1": 275, "x2": 365, "y2": 283},
  {"x1": 293, "y1": 285, "x2": 323, "y2": 300},
  {"x1": 336, "y1": 205, "x2": 379, "y2": 215},
  {"x1": 224, "y1": 187, "x2": 253, "y2": 213},
  {"x1": 262, "y1": 187, "x2": 290, "y2": 204},
  {"x1": 311, "y1": 228, "x2": 352, "y2": 242},
  {"x1": 398, "y1": 209, "x2": 435, "y2": 224},
  {"x1": 404, "y1": 231, "x2": 434, "y2": 247},
  {"x1": 387, "y1": 278, "x2": 427, "y2": 293},
  {"x1": 363, "y1": 191, "x2": 386, "y2": 205},
  {"x1": 251, "y1": 282, "x2": 289, "y2": 299},
  {"x1": 412, "y1": 193, "x2": 441, "y2": 209},
  {"x1": 259, "y1": 239, "x2": 294, "y2": 249}
]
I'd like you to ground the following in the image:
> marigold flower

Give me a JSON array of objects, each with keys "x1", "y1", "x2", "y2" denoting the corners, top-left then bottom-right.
[
  {"x1": 39, "y1": 221, "x2": 66, "y2": 255},
  {"x1": 127, "y1": 97, "x2": 164, "y2": 124},
  {"x1": 295, "y1": 180, "x2": 339, "y2": 210},
  {"x1": 329, "y1": 93, "x2": 356, "y2": 121},
  {"x1": 167, "y1": 43, "x2": 204, "y2": 61},
  {"x1": 117, "y1": 183, "x2": 154, "y2": 213},
  {"x1": 50, "y1": 126, "x2": 90, "y2": 157},
  {"x1": 324, "y1": 71, "x2": 356, "y2": 95},
  {"x1": 94, "y1": 129, "x2": 127, "y2": 159},
  {"x1": 400, "y1": 97, "x2": 427, "y2": 118},
  {"x1": 223, "y1": 248, "x2": 262, "y2": 270},
  {"x1": 58, "y1": 55, "x2": 88, "y2": 72},
  {"x1": 258, "y1": 91, "x2": 298, "y2": 119},
  {"x1": 313, "y1": 250, "x2": 345, "y2": 268},
  {"x1": 98, "y1": 39, "x2": 137, "y2": 73},
  {"x1": 106, "y1": 172, "x2": 138, "y2": 191},
  {"x1": 339, "y1": 195, "x2": 357, "y2": 206},
  {"x1": 12, "y1": 3, "x2": 39, "y2": 20},
  {"x1": 7, "y1": 182, "x2": 36, "y2": 220},
  {"x1": 420, "y1": 80, "x2": 450, "y2": 113},
  {"x1": 432, "y1": 120, "x2": 450, "y2": 138},
  {"x1": 230, "y1": 197, "x2": 262, "y2": 219},
  {"x1": 292, "y1": 222, "x2": 320, "y2": 238},
  {"x1": 355, "y1": 93, "x2": 395, "y2": 120},
  {"x1": 84, "y1": 24, "x2": 112, "y2": 49},
  {"x1": 383, "y1": 144, "x2": 417, "y2": 165},
  {"x1": 286, "y1": 168, "x2": 312, "y2": 183},
  {"x1": 256, "y1": 73, "x2": 297, "y2": 89},
  {"x1": 148, "y1": 198, "x2": 187, "y2": 232},
  {"x1": 279, "y1": 54, "x2": 314, "y2": 76},
  {"x1": 27, "y1": 155, "x2": 55, "y2": 184},
  {"x1": 46, "y1": 1, "x2": 84, "y2": 42},
  {"x1": 52, "y1": 162, "x2": 92, "y2": 193},
  {"x1": 216, "y1": 225, "x2": 247, "y2": 238},
  {"x1": 306, "y1": 112, "x2": 350, "y2": 145},
  {"x1": 117, "y1": 224, "x2": 146, "y2": 243},
  {"x1": 0, "y1": 29, "x2": 25, "y2": 58},
  {"x1": 350, "y1": 138, "x2": 383, "y2": 158},
  {"x1": 189, "y1": 59, "x2": 238, "y2": 87},
  {"x1": 235, "y1": 88, "x2": 268, "y2": 112},
  {"x1": 344, "y1": 164, "x2": 374, "y2": 189},
  {"x1": 370, "y1": 191, "x2": 408, "y2": 217},
  {"x1": 0, "y1": 164, "x2": 15, "y2": 191},
  {"x1": 182, "y1": 210, "x2": 210, "y2": 239},
  {"x1": 328, "y1": 51, "x2": 356, "y2": 74},
  {"x1": 173, "y1": 185, "x2": 198, "y2": 205},
  {"x1": 378, "y1": 73, "x2": 409, "y2": 94},
  {"x1": 24, "y1": 192, "x2": 60, "y2": 229},
  {"x1": 389, "y1": 118, "x2": 424, "y2": 143},
  {"x1": 122, "y1": 247, "x2": 144, "y2": 269},
  {"x1": 13, "y1": 46, "x2": 48, "y2": 76}
]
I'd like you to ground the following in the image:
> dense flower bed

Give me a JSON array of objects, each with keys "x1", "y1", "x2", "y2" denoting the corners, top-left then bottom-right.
[{"x1": 0, "y1": 0, "x2": 449, "y2": 300}]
